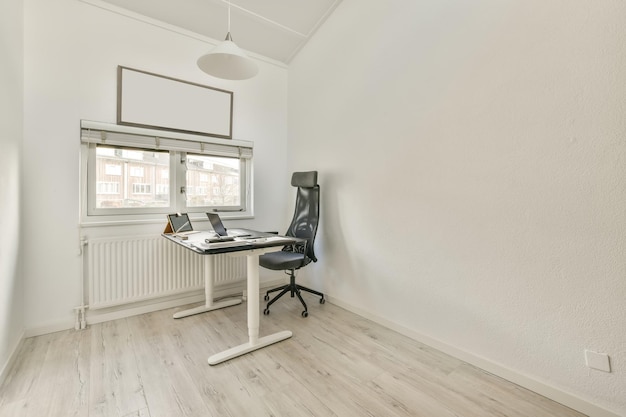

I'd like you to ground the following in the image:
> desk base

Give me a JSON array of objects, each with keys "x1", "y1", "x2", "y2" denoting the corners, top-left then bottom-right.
[
  {"x1": 208, "y1": 330, "x2": 293, "y2": 365},
  {"x1": 173, "y1": 298, "x2": 242, "y2": 319}
]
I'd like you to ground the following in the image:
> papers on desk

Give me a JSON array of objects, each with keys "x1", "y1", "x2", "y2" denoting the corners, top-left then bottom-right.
[
  {"x1": 244, "y1": 236, "x2": 294, "y2": 244},
  {"x1": 192, "y1": 239, "x2": 252, "y2": 251}
]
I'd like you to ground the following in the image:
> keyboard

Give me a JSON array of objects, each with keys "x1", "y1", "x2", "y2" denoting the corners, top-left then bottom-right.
[
  {"x1": 205, "y1": 236, "x2": 236, "y2": 243},
  {"x1": 193, "y1": 240, "x2": 252, "y2": 251}
]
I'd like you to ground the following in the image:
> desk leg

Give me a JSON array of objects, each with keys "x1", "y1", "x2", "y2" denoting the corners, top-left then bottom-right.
[
  {"x1": 173, "y1": 255, "x2": 242, "y2": 319},
  {"x1": 207, "y1": 252, "x2": 292, "y2": 365}
]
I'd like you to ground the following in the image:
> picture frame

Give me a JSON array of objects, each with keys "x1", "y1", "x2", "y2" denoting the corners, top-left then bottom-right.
[{"x1": 117, "y1": 66, "x2": 233, "y2": 138}]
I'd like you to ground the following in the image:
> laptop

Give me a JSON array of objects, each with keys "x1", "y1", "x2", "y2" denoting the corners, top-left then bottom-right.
[{"x1": 206, "y1": 212, "x2": 252, "y2": 237}]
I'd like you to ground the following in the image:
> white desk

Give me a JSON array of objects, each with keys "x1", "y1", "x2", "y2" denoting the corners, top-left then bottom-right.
[{"x1": 163, "y1": 231, "x2": 295, "y2": 365}]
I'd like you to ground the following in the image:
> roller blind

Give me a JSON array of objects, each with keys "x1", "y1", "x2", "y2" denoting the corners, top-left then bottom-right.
[{"x1": 80, "y1": 120, "x2": 253, "y2": 159}]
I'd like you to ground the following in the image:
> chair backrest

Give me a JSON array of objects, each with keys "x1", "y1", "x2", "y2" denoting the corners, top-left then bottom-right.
[{"x1": 285, "y1": 171, "x2": 320, "y2": 264}]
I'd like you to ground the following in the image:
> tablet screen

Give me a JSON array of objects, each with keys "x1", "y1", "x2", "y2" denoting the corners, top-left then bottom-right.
[{"x1": 168, "y1": 213, "x2": 193, "y2": 233}]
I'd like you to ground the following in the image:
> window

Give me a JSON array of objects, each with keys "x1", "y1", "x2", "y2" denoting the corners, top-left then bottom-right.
[
  {"x1": 156, "y1": 184, "x2": 169, "y2": 194},
  {"x1": 96, "y1": 182, "x2": 120, "y2": 194},
  {"x1": 185, "y1": 154, "x2": 241, "y2": 207},
  {"x1": 94, "y1": 146, "x2": 169, "y2": 209},
  {"x1": 105, "y1": 164, "x2": 121, "y2": 176},
  {"x1": 81, "y1": 120, "x2": 253, "y2": 220},
  {"x1": 132, "y1": 183, "x2": 152, "y2": 194},
  {"x1": 129, "y1": 166, "x2": 145, "y2": 177}
]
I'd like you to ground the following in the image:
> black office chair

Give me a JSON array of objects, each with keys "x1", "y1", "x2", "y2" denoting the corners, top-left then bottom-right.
[{"x1": 261, "y1": 171, "x2": 324, "y2": 318}]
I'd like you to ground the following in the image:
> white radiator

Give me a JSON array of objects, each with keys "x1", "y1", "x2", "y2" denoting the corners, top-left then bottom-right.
[{"x1": 86, "y1": 235, "x2": 246, "y2": 309}]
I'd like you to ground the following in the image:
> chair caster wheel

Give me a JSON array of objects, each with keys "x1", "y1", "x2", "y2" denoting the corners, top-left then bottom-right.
[
  {"x1": 301, "y1": 311, "x2": 308, "y2": 317},
  {"x1": 264, "y1": 294, "x2": 270, "y2": 301},
  {"x1": 320, "y1": 298, "x2": 325, "y2": 304},
  {"x1": 263, "y1": 308, "x2": 270, "y2": 315}
]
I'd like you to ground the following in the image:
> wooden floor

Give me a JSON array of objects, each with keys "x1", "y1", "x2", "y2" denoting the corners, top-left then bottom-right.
[{"x1": 0, "y1": 295, "x2": 586, "y2": 417}]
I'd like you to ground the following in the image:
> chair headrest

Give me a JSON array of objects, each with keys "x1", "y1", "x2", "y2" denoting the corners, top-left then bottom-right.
[{"x1": 291, "y1": 171, "x2": 318, "y2": 188}]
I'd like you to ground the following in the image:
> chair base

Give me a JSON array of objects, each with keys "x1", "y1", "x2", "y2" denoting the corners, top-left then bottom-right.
[{"x1": 263, "y1": 272, "x2": 325, "y2": 317}]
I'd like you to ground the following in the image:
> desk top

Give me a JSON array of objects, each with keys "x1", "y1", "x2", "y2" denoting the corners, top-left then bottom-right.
[{"x1": 162, "y1": 228, "x2": 298, "y2": 255}]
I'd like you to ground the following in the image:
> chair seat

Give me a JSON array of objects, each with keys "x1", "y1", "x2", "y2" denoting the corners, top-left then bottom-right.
[{"x1": 259, "y1": 251, "x2": 305, "y2": 270}]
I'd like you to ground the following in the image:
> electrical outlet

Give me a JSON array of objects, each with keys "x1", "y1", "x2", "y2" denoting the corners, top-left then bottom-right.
[{"x1": 584, "y1": 349, "x2": 611, "y2": 373}]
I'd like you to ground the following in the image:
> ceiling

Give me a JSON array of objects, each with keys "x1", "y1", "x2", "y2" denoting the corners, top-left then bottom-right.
[{"x1": 97, "y1": 0, "x2": 343, "y2": 64}]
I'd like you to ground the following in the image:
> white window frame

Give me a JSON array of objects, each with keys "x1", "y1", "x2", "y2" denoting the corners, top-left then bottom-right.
[{"x1": 80, "y1": 120, "x2": 253, "y2": 224}]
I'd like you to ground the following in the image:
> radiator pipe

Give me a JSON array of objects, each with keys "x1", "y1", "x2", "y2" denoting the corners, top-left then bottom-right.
[
  {"x1": 75, "y1": 237, "x2": 90, "y2": 330},
  {"x1": 73, "y1": 307, "x2": 80, "y2": 331}
]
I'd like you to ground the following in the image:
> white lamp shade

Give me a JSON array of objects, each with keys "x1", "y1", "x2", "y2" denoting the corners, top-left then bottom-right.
[{"x1": 197, "y1": 39, "x2": 259, "y2": 80}]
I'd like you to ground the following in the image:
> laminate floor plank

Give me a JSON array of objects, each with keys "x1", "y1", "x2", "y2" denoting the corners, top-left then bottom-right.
[
  {"x1": 0, "y1": 297, "x2": 588, "y2": 417},
  {"x1": 0, "y1": 333, "x2": 53, "y2": 409},
  {"x1": 165, "y1": 310, "x2": 276, "y2": 417},
  {"x1": 126, "y1": 312, "x2": 211, "y2": 417},
  {"x1": 317, "y1": 309, "x2": 464, "y2": 376},
  {"x1": 269, "y1": 304, "x2": 460, "y2": 417},
  {"x1": 4, "y1": 329, "x2": 91, "y2": 417},
  {"x1": 269, "y1": 337, "x2": 410, "y2": 417},
  {"x1": 121, "y1": 408, "x2": 150, "y2": 417},
  {"x1": 368, "y1": 371, "x2": 462, "y2": 417},
  {"x1": 260, "y1": 377, "x2": 337, "y2": 417},
  {"x1": 363, "y1": 352, "x2": 490, "y2": 417},
  {"x1": 446, "y1": 364, "x2": 584, "y2": 417},
  {"x1": 89, "y1": 319, "x2": 147, "y2": 417}
]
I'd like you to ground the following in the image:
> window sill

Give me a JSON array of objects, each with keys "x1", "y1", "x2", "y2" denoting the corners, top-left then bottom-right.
[{"x1": 80, "y1": 213, "x2": 254, "y2": 228}]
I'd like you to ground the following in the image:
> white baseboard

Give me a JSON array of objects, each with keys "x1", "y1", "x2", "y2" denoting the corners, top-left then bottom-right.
[
  {"x1": 24, "y1": 320, "x2": 76, "y2": 338},
  {"x1": 87, "y1": 277, "x2": 286, "y2": 324},
  {"x1": 86, "y1": 292, "x2": 207, "y2": 325},
  {"x1": 327, "y1": 296, "x2": 621, "y2": 417},
  {"x1": 0, "y1": 330, "x2": 25, "y2": 387},
  {"x1": 24, "y1": 277, "x2": 287, "y2": 338}
]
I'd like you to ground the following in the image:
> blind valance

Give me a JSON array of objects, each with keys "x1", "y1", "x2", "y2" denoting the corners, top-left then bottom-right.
[{"x1": 80, "y1": 120, "x2": 253, "y2": 159}]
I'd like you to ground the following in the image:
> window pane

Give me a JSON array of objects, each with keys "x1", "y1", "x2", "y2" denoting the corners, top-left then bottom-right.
[
  {"x1": 95, "y1": 145, "x2": 170, "y2": 208},
  {"x1": 186, "y1": 154, "x2": 241, "y2": 207}
]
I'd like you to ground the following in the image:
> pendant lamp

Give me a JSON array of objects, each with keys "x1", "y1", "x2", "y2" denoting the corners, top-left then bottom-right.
[{"x1": 197, "y1": 1, "x2": 258, "y2": 80}]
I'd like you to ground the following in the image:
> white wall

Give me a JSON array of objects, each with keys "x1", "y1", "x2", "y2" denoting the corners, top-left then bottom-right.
[
  {"x1": 0, "y1": 0, "x2": 25, "y2": 379},
  {"x1": 288, "y1": 1, "x2": 626, "y2": 416},
  {"x1": 22, "y1": 0, "x2": 290, "y2": 333}
]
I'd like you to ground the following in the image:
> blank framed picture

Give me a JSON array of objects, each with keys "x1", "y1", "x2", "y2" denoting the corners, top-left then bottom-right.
[{"x1": 117, "y1": 66, "x2": 233, "y2": 138}]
